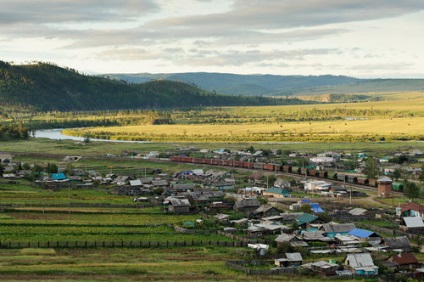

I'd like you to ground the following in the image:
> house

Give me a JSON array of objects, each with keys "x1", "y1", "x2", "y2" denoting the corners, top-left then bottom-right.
[
  {"x1": 304, "y1": 180, "x2": 332, "y2": 192},
  {"x1": 214, "y1": 213, "x2": 230, "y2": 223},
  {"x1": 274, "y1": 178, "x2": 291, "y2": 188},
  {"x1": 348, "y1": 208, "x2": 367, "y2": 216},
  {"x1": 263, "y1": 187, "x2": 291, "y2": 198},
  {"x1": 275, "y1": 234, "x2": 308, "y2": 248},
  {"x1": 301, "y1": 231, "x2": 334, "y2": 243},
  {"x1": 384, "y1": 236, "x2": 412, "y2": 252},
  {"x1": 254, "y1": 223, "x2": 290, "y2": 234},
  {"x1": 274, "y1": 252, "x2": 303, "y2": 267},
  {"x1": 389, "y1": 253, "x2": 421, "y2": 271},
  {"x1": 322, "y1": 223, "x2": 356, "y2": 238},
  {"x1": 51, "y1": 172, "x2": 67, "y2": 181},
  {"x1": 233, "y1": 198, "x2": 260, "y2": 213},
  {"x1": 211, "y1": 181, "x2": 235, "y2": 190},
  {"x1": 165, "y1": 198, "x2": 191, "y2": 214},
  {"x1": 171, "y1": 183, "x2": 195, "y2": 192},
  {"x1": 400, "y1": 216, "x2": 424, "y2": 232},
  {"x1": 129, "y1": 179, "x2": 142, "y2": 189},
  {"x1": 296, "y1": 213, "x2": 323, "y2": 228},
  {"x1": 310, "y1": 203, "x2": 325, "y2": 213},
  {"x1": 246, "y1": 225, "x2": 265, "y2": 237},
  {"x1": 400, "y1": 202, "x2": 424, "y2": 219},
  {"x1": 343, "y1": 253, "x2": 379, "y2": 275},
  {"x1": 348, "y1": 228, "x2": 381, "y2": 240},
  {"x1": 335, "y1": 234, "x2": 362, "y2": 246},
  {"x1": 250, "y1": 205, "x2": 281, "y2": 218},
  {"x1": 151, "y1": 179, "x2": 168, "y2": 187}
]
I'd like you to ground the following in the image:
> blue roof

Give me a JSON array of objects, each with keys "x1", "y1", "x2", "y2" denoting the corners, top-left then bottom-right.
[
  {"x1": 310, "y1": 203, "x2": 324, "y2": 213},
  {"x1": 348, "y1": 228, "x2": 375, "y2": 238},
  {"x1": 301, "y1": 198, "x2": 311, "y2": 204},
  {"x1": 51, "y1": 173, "x2": 67, "y2": 180}
]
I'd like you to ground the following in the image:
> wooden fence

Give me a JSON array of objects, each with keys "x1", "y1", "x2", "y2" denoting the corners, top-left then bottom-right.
[{"x1": 0, "y1": 240, "x2": 248, "y2": 249}]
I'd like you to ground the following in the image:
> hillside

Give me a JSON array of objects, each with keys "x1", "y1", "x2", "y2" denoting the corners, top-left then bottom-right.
[
  {"x1": 0, "y1": 61, "x2": 308, "y2": 111},
  {"x1": 104, "y1": 72, "x2": 360, "y2": 96},
  {"x1": 105, "y1": 72, "x2": 424, "y2": 97}
]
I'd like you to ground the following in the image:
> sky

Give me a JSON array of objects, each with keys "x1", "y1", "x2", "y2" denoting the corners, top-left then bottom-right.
[{"x1": 1, "y1": 0, "x2": 424, "y2": 78}]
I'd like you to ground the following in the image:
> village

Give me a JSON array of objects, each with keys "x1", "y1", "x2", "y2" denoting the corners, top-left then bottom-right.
[{"x1": 0, "y1": 147, "x2": 423, "y2": 280}]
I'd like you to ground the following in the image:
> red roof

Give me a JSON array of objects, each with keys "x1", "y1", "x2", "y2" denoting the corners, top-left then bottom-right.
[
  {"x1": 391, "y1": 253, "x2": 419, "y2": 265},
  {"x1": 400, "y1": 202, "x2": 424, "y2": 213}
]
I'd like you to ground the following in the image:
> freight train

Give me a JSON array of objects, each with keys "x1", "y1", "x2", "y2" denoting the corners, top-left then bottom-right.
[{"x1": 169, "y1": 155, "x2": 386, "y2": 190}]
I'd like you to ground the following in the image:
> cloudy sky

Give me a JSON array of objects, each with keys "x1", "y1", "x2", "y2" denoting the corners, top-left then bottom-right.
[{"x1": 1, "y1": 0, "x2": 424, "y2": 78}]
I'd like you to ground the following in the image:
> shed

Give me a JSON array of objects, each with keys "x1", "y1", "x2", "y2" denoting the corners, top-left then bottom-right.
[
  {"x1": 400, "y1": 216, "x2": 424, "y2": 232},
  {"x1": 306, "y1": 260, "x2": 339, "y2": 276},
  {"x1": 275, "y1": 252, "x2": 303, "y2": 267}
]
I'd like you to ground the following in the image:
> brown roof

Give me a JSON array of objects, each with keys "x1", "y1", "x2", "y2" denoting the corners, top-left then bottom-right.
[
  {"x1": 391, "y1": 253, "x2": 419, "y2": 265},
  {"x1": 400, "y1": 202, "x2": 424, "y2": 213}
]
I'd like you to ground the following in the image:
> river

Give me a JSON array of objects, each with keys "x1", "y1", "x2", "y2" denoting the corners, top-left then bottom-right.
[{"x1": 33, "y1": 129, "x2": 150, "y2": 143}]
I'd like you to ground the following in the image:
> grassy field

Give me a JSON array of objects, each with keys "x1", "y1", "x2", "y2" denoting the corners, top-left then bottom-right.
[
  {"x1": 63, "y1": 116, "x2": 424, "y2": 142},
  {"x1": 59, "y1": 94, "x2": 424, "y2": 142}
]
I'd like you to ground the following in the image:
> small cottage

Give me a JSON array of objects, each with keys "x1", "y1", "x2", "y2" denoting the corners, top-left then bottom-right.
[{"x1": 343, "y1": 253, "x2": 379, "y2": 275}]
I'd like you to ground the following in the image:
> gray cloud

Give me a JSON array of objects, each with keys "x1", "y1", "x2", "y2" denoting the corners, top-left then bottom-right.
[
  {"x1": 0, "y1": 0, "x2": 158, "y2": 24},
  {"x1": 1, "y1": 0, "x2": 423, "y2": 76}
]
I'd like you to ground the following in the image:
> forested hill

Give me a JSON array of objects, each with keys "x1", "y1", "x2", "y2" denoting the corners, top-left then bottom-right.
[
  {"x1": 0, "y1": 61, "x2": 307, "y2": 111},
  {"x1": 106, "y1": 72, "x2": 424, "y2": 96}
]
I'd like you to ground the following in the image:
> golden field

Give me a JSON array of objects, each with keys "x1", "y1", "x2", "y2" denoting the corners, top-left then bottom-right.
[{"x1": 62, "y1": 92, "x2": 424, "y2": 142}]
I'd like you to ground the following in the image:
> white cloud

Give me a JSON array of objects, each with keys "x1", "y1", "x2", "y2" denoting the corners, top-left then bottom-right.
[{"x1": 0, "y1": 0, "x2": 423, "y2": 77}]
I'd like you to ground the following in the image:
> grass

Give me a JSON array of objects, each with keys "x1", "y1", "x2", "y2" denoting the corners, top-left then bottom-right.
[{"x1": 63, "y1": 116, "x2": 424, "y2": 142}]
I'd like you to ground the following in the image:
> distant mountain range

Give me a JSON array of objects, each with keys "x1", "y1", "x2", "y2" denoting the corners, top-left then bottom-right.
[
  {"x1": 104, "y1": 72, "x2": 424, "y2": 96},
  {"x1": 0, "y1": 61, "x2": 307, "y2": 112}
]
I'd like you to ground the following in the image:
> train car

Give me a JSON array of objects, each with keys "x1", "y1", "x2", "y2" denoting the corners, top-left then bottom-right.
[
  {"x1": 169, "y1": 156, "x2": 180, "y2": 162},
  {"x1": 318, "y1": 171, "x2": 328, "y2": 178},
  {"x1": 242, "y1": 161, "x2": 252, "y2": 169},
  {"x1": 300, "y1": 167, "x2": 308, "y2": 176},
  {"x1": 274, "y1": 164, "x2": 282, "y2": 172},
  {"x1": 211, "y1": 159, "x2": 221, "y2": 165},
  {"x1": 336, "y1": 173, "x2": 347, "y2": 182},
  {"x1": 283, "y1": 165, "x2": 292, "y2": 173},
  {"x1": 253, "y1": 162, "x2": 264, "y2": 170},
  {"x1": 192, "y1": 158, "x2": 202, "y2": 164},
  {"x1": 234, "y1": 161, "x2": 244, "y2": 168},
  {"x1": 357, "y1": 177, "x2": 369, "y2": 185},
  {"x1": 263, "y1": 163, "x2": 275, "y2": 171},
  {"x1": 308, "y1": 169, "x2": 317, "y2": 177},
  {"x1": 292, "y1": 166, "x2": 301, "y2": 174},
  {"x1": 180, "y1": 156, "x2": 193, "y2": 163},
  {"x1": 222, "y1": 159, "x2": 232, "y2": 166},
  {"x1": 346, "y1": 175, "x2": 357, "y2": 184},
  {"x1": 368, "y1": 178, "x2": 378, "y2": 187}
]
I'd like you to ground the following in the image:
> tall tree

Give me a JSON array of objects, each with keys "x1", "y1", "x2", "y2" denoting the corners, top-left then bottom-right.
[
  {"x1": 403, "y1": 181, "x2": 420, "y2": 200},
  {"x1": 364, "y1": 157, "x2": 379, "y2": 179}
]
